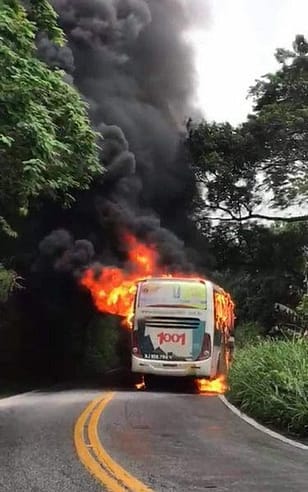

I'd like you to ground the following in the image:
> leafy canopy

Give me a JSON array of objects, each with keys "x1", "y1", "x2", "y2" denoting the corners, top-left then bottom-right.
[
  {"x1": 210, "y1": 221, "x2": 308, "y2": 328},
  {"x1": 248, "y1": 34, "x2": 308, "y2": 208},
  {"x1": 0, "y1": 263, "x2": 23, "y2": 303},
  {"x1": 188, "y1": 121, "x2": 261, "y2": 221},
  {"x1": 188, "y1": 35, "x2": 308, "y2": 222},
  {"x1": 0, "y1": 0, "x2": 102, "y2": 237}
]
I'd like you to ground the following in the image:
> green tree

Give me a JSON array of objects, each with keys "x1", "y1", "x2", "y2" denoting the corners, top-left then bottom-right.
[
  {"x1": 187, "y1": 121, "x2": 261, "y2": 222},
  {"x1": 0, "y1": 0, "x2": 102, "y2": 238},
  {"x1": 247, "y1": 34, "x2": 308, "y2": 210},
  {"x1": 296, "y1": 294, "x2": 308, "y2": 321},
  {"x1": 0, "y1": 263, "x2": 23, "y2": 303},
  {"x1": 210, "y1": 222, "x2": 308, "y2": 329},
  {"x1": 188, "y1": 35, "x2": 308, "y2": 223}
]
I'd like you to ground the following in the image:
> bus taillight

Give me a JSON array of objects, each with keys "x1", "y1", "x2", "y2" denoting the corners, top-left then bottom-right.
[
  {"x1": 132, "y1": 330, "x2": 142, "y2": 357},
  {"x1": 197, "y1": 333, "x2": 211, "y2": 360}
]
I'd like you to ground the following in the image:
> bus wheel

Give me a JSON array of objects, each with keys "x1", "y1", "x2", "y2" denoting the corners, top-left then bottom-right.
[{"x1": 144, "y1": 374, "x2": 165, "y2": 391}]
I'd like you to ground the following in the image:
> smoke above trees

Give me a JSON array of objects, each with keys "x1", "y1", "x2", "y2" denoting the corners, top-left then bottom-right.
[{"x1": 37, "y1": 0, "x2": 210, "y2": 271}]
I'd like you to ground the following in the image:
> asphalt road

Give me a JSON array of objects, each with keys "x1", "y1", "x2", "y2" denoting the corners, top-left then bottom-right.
[
  {"x1": 99, "y1": 391, "x2": 308, "y2": 492},
  {"x1": 0, "y1": 388, "x2": 307, "y2": 491},
  {"x1": 0, "y1": 390, "x2": 102, "y2": 492}
]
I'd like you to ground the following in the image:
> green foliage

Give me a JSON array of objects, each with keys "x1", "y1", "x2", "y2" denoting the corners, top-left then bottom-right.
[
  {"x1": 84, "y1": 315, "x2": 121, "y2": 375},
  {"x1": 228, "y1": 338, "x2": 308, "y2": 436},
  {"x1": 0, "y1": 1, "x2": 102, "y2": 236},
  {"x1": 211, "y1": 222, "x2": 308, "y2": 329},
  {"x1": 296, "y1": 294, "x2": 308, "y2": 317},
  {"x1": 247, "y1": 34, "x2": 308, "y2": 208},
  {"x1": 27, "y1": 0, "x2": 65, "y2": 45},
  {"x1": 218, "y1": 270, "x2": 294, "y2": 329},
  {"x1": 234, "y1": 322, "x2": 264, "y2": 348},
  {"x1": 188, "y1": 121, "x2": 261, "y2": 220},
  {"x1": 210, "y1": 221, "x2": 308, "y2": 274},
  {"x1": 0, "y1": 264, "x2": 23, "y2": 303},
  {"x1": 188, "y1": 35, "x2": 308, "y2": 220}
]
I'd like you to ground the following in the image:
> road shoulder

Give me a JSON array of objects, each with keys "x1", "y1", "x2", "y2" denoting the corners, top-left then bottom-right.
[{"x1": 219, "y1": 394, "x2": 308, "y2": 451}]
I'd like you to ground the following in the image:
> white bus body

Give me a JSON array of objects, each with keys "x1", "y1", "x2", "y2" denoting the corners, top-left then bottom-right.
[{"x1": 131, "y1": 277, "x2": 234, "y2": 379}]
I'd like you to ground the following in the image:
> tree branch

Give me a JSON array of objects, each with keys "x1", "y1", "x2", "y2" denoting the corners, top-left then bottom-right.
[
  {"x1": 200, "y1": 203, "x2": 308, "y2": 222},
  {"x1": 207, "y1": 213, "x2": 308, "y2": 222}
]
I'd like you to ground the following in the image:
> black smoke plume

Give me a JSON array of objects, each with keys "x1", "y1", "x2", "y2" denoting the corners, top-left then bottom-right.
[
  {"x1": 37, "y1": 0, "x2": 210, "y2": 272},
  {"x1": 11, "y1": 1, "x2": 213, "y2": 381}
]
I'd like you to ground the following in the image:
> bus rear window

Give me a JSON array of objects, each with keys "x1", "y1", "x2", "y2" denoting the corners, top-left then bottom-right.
[{"x1": 138, "y1": 281, "x2": 206, "y2": 309}]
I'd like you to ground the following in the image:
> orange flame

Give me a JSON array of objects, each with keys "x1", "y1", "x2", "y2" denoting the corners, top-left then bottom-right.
[
  {"x1": 135, "y1": 381, "x2": 146, "y2": 390},
  {"x1": 214, "y1": 292, "x2": 235, "y2": 332},
  {"x1": 81, "y1": 233, "x2": 169, "y2": 328},
  {"x1": 195, "y1": 375, "x2": 228, "y2": 394},
  {"x1": 135, "y1": 376, "x2": 146, "y2": 390},
  {"x1": 81, "y1": 233, "x2": 235, "y2": 333}
]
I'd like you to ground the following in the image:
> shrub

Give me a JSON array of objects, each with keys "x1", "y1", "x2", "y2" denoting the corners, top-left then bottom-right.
[
  {"x1": 235, "y1": 322, "x2": 264, "y2": 348},
  {"x1": 84, "y1": 315, "x2": 121, "y2": 375},
  {"x1": 228, "y1": 338, "x2": 308, "y2": 437}
]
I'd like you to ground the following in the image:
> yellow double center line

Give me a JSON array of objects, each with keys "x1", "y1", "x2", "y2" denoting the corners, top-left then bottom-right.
[{"x1": 74, "y1": 392, "x2": 153, "y2": 492}]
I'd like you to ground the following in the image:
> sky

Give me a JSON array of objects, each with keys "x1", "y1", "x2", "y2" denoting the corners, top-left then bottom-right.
[{"x1": 190, "y1": 0, "x2": 308, "y2": 125}]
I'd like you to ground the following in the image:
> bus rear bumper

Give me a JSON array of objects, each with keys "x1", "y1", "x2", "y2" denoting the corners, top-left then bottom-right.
[{"x1": 131, "y1": 355, "x2": 212, "y2": 378}]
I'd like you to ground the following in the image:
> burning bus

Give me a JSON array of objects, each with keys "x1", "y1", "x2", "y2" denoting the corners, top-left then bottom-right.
[
  {"x1": 131, "y1": 277, "x2": 235, "y2": 382},
  {"x1": 81, "y1": 234, "x2": 235, "y2": 390}
]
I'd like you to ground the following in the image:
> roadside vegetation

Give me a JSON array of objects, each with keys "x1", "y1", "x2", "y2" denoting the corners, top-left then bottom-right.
[
  {"x1": 227, "y1": 296, "x2": 308, "y2": 438},
  {"x1": 228, "y1": 336, "x2": 308, "y2": 438}
]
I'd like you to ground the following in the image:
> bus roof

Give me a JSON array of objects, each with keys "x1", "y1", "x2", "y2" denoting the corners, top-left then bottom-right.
[
  {"x1": 137, "y1": 277, "x2": 206, "y2": 284},
  {"x1": 137, "y1": 277, "x2": 230, "y2": 296}
]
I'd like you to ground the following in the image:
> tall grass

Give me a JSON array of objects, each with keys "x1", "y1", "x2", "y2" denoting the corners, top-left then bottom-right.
[{"x1": 228, "y1": 338, "x2": 308, "y2": 437}]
